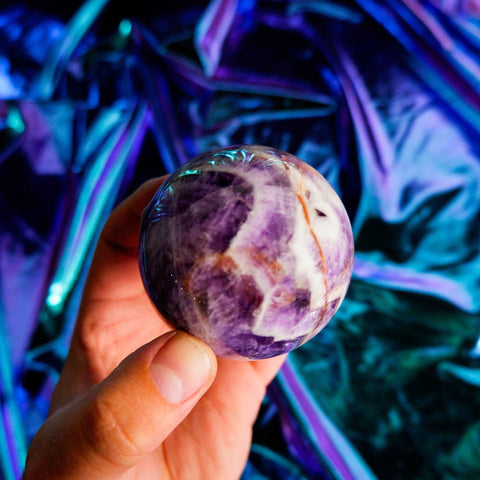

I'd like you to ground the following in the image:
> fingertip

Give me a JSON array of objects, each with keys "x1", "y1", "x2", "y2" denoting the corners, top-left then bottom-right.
[
  {"x1": 97, "y1": 176, "x2": 168, "y2": 252},
  {"x1": 150, "y1": 331, "x2": 217, "y2": 404},
  {"x1": 117, "y1": 176, "x2": 168, "y2": 219}
]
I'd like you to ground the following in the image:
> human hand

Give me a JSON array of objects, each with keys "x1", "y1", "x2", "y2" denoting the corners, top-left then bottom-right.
[{"x1": 23, "y1": 178, "x2": 286, "y2": 480}]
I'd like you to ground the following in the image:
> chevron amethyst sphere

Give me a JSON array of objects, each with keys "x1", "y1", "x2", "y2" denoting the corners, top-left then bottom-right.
[{"x1": 139, "y1": 145, "x2": 354, "y2": 359}]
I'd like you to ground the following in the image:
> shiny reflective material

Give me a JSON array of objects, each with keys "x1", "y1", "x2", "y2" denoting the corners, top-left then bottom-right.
[{"x1": 1, "y1": 1, "x2": 480, "y2": 479}]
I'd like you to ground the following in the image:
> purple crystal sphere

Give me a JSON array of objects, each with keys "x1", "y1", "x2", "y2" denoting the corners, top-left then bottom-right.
[{"x1": 139, "y1": 145, "x2": 354, "y2": 359}]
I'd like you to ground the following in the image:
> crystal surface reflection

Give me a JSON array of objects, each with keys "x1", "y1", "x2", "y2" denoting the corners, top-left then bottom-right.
[{"x1": 139, "y1": 145, "x2": 354, "y2": 359}]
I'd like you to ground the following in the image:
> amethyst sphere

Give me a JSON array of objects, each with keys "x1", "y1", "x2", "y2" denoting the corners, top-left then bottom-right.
[{"x1": 139, "y1": 145, "x2": 354, "y2": 359}]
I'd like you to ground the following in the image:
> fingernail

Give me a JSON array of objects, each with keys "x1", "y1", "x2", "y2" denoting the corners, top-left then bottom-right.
[{"x1": 150, "y1": 332, "x2": 213, "y2": 404}]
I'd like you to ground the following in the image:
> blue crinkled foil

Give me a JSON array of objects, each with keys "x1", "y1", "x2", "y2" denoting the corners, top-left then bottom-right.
[{"x1": 1, "y1": 1, "x2": 480, "y2": 479}]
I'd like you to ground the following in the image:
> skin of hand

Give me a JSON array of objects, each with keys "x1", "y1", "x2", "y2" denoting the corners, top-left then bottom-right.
[{"x1": 23, "y1": 178, "x2": 286, "y2": 480}]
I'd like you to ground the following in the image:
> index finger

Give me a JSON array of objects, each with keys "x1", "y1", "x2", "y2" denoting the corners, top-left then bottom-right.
[
  {"x1": 82, "y1": 177, "x2": 166, "y2": 302},
  {"x1": 101, "y1": 177, "x2": 166, "y2": 254}
]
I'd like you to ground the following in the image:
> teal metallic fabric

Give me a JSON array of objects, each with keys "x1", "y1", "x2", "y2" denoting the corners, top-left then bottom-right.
[{"x1": 1, "y1": 1, "x2": 479, "y2": 479}]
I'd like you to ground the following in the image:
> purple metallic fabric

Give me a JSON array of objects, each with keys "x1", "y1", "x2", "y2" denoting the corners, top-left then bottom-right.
[{"x1": 1, "y1": 1, "x2": 480, "y2": 479}]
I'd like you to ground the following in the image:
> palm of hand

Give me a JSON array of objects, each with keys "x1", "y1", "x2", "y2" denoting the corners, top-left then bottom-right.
[{"x1": 49, "y1": 179, "x2": 285, "y2": 480}]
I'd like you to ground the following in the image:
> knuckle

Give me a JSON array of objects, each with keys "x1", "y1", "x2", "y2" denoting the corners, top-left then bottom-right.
[{"x1": 83, "y1": 388, "x2": 145, "y2": 466}]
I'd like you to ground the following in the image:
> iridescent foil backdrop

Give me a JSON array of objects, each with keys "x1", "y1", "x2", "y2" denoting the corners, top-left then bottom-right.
[{"x1": 1, "y1": 1, "x2": 480, "y2": 479}]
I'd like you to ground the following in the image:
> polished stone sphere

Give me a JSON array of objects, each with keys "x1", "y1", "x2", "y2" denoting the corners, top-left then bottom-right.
[{"x1": 139, "y1": 145, "x2": 354, "y2": 359}]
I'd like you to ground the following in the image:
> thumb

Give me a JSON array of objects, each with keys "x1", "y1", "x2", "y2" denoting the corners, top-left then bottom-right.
[{"x1": 24, "y1": 331, "x2": 217, "y2": 479}]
